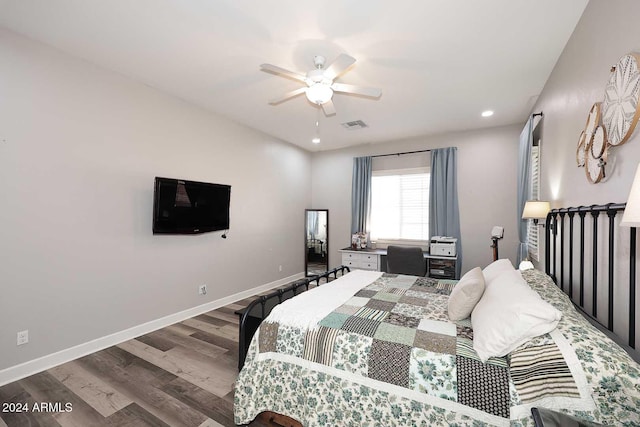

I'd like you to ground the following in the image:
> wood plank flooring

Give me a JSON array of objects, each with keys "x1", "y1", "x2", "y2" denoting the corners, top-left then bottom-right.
[{"x1": 0, "y1": 283, "x2": 321, "y2": 427}]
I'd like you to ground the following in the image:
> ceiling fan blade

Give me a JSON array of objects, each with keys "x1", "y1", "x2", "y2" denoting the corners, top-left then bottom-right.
[
  {"x1": 260, "y1": 63, "x2": 307, "y2": 83},
  {"x1": 331, "y1": 83, "x2": 382, "y2": 98},
  {"x1": 268, "y1": 87, "x2": 307, "y2": 104},
  {"x1": 322, "y1": 99, "x2": 336, "y2": 116},
  {"x1": 323, "y1": 54, "x2": 356, "y2": 80}
]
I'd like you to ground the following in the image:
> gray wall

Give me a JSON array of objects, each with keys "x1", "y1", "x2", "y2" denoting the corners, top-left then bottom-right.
[
  {"x1": 532, "y1": 0, "x2": 640, "y2": 341},
  {"x1": 311, "y1": 124, "x2": 522, "y2": 275},
  {"x1": 535, "y1": 0, "x2": 640, "y2": 208},
  {"x1": 0, "y1": 28, "x2": 311, "y2": 371}
]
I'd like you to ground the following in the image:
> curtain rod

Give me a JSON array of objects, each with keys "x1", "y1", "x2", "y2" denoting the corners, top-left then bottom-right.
[{"x1": 371, "y1": 149, "x2": 431, "y2": 158}]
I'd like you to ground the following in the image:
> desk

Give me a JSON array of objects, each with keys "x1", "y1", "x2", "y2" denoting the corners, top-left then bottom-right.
[{"x1": 339, "y1": 247, "x2": 458, "y2": 279}]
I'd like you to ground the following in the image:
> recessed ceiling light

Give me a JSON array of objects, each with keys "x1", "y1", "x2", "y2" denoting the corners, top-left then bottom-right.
[
  {"x1": 311, "y1": 137, "x2": 321, "y2": 144},
  {"x1": 481, "y1": 110, "x2": 494, "y2": 117}
]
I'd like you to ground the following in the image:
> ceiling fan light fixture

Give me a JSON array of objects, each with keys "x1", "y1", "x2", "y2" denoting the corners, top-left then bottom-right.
[
  {"x1": 262, "y1": 53, "x2": 381, "y2": 115},
  {"x1": 305, "y1": 83, "x2": 333, "y2": 105}
]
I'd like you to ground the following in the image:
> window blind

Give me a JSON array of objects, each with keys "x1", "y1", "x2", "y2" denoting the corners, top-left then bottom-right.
[
  {"x1": 370, "y1": 168, "x2": 430, "y2": 241},
  {"x1": 527, "y1": 146, "x2": 541, "y2": 261}
]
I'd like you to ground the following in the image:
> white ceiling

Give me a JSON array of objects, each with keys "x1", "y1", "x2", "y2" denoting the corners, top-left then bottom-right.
[{"x1": 0, "y1": 0, "x2": 588, "y2": 152}]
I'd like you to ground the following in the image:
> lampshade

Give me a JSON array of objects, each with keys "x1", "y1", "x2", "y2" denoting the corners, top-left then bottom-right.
[
  {"x1": 621, "y1": 163, "x2": 640, "y2": 227},
  {"x1": 522, "y1": 200, "x2": 551, "y2": 219},
  {"x1": 519, "y1": 260, "x2": 534, "y2": 271},
  {"x1": 305, "y1": 83, "x2": 333, "y2": 105}
]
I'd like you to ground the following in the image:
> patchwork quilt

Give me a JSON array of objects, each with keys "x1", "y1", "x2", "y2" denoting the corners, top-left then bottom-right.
[{"x1": 234, "y1": 270, "x2": 640, "y2": 426}]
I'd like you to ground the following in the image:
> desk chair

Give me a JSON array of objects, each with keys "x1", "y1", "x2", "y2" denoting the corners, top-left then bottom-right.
[{"x1": 386, "y1": 245, "x2": 427, "y2": 276}]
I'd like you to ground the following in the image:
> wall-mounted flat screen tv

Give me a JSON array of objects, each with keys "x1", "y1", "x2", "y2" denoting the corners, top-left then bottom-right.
[{"x1": 153, "y1": 177, "x2": 231, "y2": 234}]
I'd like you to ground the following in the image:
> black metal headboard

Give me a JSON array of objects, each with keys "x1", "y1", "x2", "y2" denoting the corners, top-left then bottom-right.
[{"x1": 544, "y1": 203, "x2": 638, "y2": 357}]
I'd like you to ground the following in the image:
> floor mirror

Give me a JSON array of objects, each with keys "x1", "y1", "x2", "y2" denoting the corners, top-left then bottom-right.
[{"x1": 305, "y1": 209, "x2": 328, "y2": 276}]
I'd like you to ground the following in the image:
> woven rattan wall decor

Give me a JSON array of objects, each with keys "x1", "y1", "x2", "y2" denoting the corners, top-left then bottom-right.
[{"x1": 577, "y1": 52, "x2": 640, "y2": 183}]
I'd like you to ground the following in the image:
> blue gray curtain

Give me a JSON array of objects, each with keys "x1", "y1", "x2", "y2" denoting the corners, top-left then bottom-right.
[
  {"x1": 351, "y1": 156, "x2": 372, "y2": 234},
  {"x1": 307, "y1": 211, "x2": 319, "y2": 239},
  {"x1": 430, "y1": 147, "x2": 462, "y2": 278},
  {"x1": 517, "y1": 117, "x2": 534, "y2": 264}
]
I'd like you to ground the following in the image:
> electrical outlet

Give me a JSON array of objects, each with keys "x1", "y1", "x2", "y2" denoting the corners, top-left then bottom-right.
[
  {"x1": 17, "y1": 330, "x2": 28, "y2": 346},
  {"x1": 199, "y1": 284, "x2": 207, "y2": 295}
]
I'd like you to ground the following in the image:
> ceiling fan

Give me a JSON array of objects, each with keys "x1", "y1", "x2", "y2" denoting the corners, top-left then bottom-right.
[{"x1": 261, "y1": 54, "x2": 382, "y2": 116}]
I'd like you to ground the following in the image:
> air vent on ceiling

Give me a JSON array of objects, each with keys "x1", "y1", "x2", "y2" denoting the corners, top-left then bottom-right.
[{"x1": 341, "y1": 120, "x2": 368, "y2": 130}]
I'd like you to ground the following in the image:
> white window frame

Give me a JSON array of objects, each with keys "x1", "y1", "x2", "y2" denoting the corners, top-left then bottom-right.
[{"x1": 370, "y1": 167, "x2": 430, "y2": 248}]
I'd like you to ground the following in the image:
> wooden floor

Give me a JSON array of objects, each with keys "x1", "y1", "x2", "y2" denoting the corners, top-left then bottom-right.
[{"x1": 0, "y1": 287, "x2": 302, "y2": 427}]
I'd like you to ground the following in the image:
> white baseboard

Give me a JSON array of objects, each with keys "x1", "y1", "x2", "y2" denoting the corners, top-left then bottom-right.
[{"x1": 0, "y1": 272, "x2": 304, "y2": 387}]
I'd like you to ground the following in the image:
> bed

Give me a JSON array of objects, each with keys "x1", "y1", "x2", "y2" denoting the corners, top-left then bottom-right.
[{"x1": 234, "y1": 204, "x2": 640, "y2": 426}]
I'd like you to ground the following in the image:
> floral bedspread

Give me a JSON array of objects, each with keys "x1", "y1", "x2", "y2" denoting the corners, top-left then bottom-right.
[{"x1": 234, "y1": 270, "x2": 640, "y2": 426}]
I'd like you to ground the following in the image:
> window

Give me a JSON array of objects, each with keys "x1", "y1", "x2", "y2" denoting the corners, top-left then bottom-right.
[
  {"x1": 527, "y1": 145, "x2": 541, "y2": 261},
  {"x1": 370, "y1": 168, "x2": 430, "y2": 242}
]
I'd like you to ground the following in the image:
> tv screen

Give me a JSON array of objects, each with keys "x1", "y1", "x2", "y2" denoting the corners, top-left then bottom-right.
[{"x1": 153, "y1": 177, "x2": 231, "y2": 234}]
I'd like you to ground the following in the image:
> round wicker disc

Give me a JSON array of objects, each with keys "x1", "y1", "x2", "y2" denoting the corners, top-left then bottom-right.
[
  {"x1": 601, "y1": 53, "x2": 640, "y2": 146},
  {"x1": 585, "y1": 136, "x2": 607, "y2": 184},
  {"x1": 576, "y1": 131, "x2": 587, "y2": 167},
  {"x1": 584, "y1": 102, "x2": 601, "y2": 136},
  {"x1": 590, "y1": 125, "x2": 607, "y2": 159}
]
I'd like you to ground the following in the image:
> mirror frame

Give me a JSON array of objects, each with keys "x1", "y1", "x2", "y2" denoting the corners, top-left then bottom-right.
[{"x1": 305, "y1": 209, "x2": 329, "y2": 277}]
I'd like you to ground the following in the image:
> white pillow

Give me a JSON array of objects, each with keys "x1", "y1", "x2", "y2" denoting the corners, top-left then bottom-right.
[
  {"x1": 448, "y1": 267, "x2": 485, "y2": 321},
  {"x1": 482, "y1": 258, "x2": 515, "y2": 286},
  {"x1": 471, "y1": 269, "x2": 562, "y2": 362}
]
